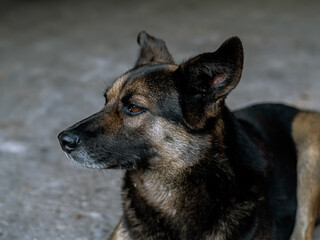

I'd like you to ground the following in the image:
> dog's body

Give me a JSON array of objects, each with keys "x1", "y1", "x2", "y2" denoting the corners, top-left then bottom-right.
[
  {"x1": 58, "y1": 32, "x2": 320, "y2": 240},
  {"x1": 111, "y1": 104, "x2": 300, "y2": 240}
]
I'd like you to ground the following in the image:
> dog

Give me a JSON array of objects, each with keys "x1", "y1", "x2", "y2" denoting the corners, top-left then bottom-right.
[{"x1": 58, "y1": 32, "x2": 320, "y2": 240}]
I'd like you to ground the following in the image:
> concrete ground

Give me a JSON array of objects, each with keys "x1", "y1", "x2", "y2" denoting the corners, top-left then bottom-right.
[{"x1": 1, "y1": 0, "x2": 320, "y2": 239}]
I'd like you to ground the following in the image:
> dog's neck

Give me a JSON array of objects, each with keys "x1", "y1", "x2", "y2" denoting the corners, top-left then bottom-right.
[{"x1": 125, "y1": 108, "x2": 233, "y2": 212}]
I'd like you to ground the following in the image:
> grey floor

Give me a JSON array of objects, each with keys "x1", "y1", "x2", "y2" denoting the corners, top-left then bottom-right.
[{"x1": 1, "y1": 0, "x2": 320, "y2": 239}]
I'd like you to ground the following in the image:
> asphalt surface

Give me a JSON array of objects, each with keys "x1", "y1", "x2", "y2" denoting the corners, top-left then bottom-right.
[{"x1": 1, "y1": 0, "x2": 320, "y2": 239}]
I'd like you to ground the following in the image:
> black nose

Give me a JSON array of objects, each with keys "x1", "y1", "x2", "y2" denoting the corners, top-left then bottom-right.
[{"x1": 58, "y1": 131, "x2": 79, "y2": 153}]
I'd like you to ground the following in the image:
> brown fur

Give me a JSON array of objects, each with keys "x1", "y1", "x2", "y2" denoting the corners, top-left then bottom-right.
[
  {"x1": 108, "y1": 219, "x2": 130, "y2": 240},
  {"x1": 291, "y1": 112, "x2": 320, "y2": 240}
]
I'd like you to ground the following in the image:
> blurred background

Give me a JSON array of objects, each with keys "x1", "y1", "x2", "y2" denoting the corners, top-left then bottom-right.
[{"x1": 1, "y1": 0, "x2": 320, "y2": 239}]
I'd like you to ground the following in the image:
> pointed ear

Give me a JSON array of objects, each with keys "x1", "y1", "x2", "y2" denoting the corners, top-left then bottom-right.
[
  {"x1": 135, "y1": 31, "x2": 175, "y2": 66},
  {"x1": 178, "y1": 37, "x2": 244, "y2": 129}
]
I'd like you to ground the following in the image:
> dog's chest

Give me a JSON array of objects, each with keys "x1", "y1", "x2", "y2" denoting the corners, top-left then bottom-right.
[
  {"x1": 123, "y1": 172, "x2": 231, "y2": 240},
  {"x1": 128, "y1": 172, "x2": 182, "y2": 218}
]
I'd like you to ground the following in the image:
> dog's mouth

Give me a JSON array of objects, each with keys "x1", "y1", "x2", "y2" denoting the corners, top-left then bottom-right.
[{"x1": 63, "y1": 148, "x2": 110, "y2": 170}]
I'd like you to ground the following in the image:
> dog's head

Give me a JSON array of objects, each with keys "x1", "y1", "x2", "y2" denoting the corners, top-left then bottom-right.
[{"x1": 58, "y1": 31, "x2": 243, "y2": 170}]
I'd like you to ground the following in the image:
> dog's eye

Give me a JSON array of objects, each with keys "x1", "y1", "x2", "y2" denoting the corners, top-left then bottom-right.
[
  {"x1": 127, "y1": 104, "x2": 144, "y2": 115},
  {"x1": 129, "y1": 105, "x2": 142, "y2": 113},
  {"x1": 130, "y1": 106, "x2": 142, "y2": 113}
]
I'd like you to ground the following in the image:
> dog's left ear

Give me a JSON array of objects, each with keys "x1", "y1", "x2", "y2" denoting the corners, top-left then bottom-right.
[
  {"x1": 178, "y1": 37, "x2": 244, "y2": 129},
  {"x1": 135, "y1": 31, "x2": 175, "y2": 66}
]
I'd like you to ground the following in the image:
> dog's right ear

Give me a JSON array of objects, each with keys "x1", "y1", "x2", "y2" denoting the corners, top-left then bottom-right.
[{"x1": 135, "y1": 31, "x2": 175, "y2": 66}]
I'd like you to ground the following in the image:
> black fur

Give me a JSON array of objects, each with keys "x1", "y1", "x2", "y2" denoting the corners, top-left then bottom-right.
[{"x1": 235, "y1": 104, "x2": 299, "y2": 239}]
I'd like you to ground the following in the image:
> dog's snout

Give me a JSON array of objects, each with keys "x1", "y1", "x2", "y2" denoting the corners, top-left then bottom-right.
[{"x1": 58, "y1": 131, "x2": 79, "y2": 153}]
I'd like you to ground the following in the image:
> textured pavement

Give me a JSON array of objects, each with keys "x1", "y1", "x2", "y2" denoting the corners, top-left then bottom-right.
[{"x1": 1, "y1": 0, "x2": 320, "y2": 239}]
